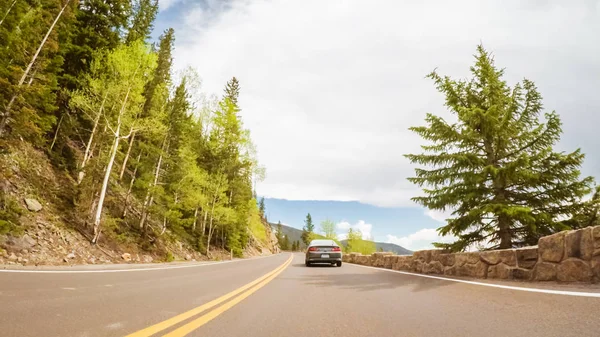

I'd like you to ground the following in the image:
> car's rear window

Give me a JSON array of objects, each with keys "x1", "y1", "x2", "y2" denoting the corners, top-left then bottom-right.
[{"x1": 310, "y1": 240, "x2": 336, "y2": 246}]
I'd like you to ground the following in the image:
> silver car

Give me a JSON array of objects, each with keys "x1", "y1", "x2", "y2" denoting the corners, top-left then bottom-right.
[{"x1": 305, "y1": 239, "x2": 343, "y2": 267}]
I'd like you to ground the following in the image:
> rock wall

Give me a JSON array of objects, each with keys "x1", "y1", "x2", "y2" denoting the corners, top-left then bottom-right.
[{"x1": 343, "y1": 225, "x2": 600, "y2": 283}]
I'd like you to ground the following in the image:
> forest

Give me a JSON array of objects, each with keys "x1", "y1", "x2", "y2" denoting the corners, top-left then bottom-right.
[{"x1": 0, "y1": 0, "x2": 268, "y2": 259}]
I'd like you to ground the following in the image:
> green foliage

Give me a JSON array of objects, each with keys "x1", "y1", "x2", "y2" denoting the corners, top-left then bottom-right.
[
  {"x1": 345, "y1": 228, "x2": 376, "y2": 255},
  {"x1": 320, "y1": 218, "x2": 337, "y2": 239},
  {"x1": 301, "y1": 212, "x2": 314, "y2": 245},
  {"x1": 125, "y1": 0, "x2": 159, "y2": 44},
  {"x1": 165, "y1": 251, "x2": 175, "y2": 262},
  {"x1": 0, "y1": 194, "x2": 24, "y2": 235},
  {"x1": 406, "y1": 45, "x2": 595, "y2": 251},
  {"x1": 258, "y1": 197, "x2": 265, "y2": 216},
  {"x1": 247, "y1": 198, "x2": 267, "y2": 244}
]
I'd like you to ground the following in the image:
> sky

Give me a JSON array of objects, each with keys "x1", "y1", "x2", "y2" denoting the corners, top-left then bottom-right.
[{"x1": 153, "y1": 0, "x2": 600, "y2": 251}]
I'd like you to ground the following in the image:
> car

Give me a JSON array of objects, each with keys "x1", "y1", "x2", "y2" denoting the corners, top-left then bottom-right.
[{"x1": 305, "y1": 239, "x2": 342, "y2": 267}]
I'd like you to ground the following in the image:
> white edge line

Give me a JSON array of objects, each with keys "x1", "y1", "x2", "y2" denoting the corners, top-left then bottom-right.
[
  {"x1": 348, "y1": 262, "x2": 600, "y2": 298},
  {"x1": 0, "y1": 254, "x2": 280, "y2": 274}
]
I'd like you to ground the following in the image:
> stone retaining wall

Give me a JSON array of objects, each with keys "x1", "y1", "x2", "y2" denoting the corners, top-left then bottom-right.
[{"x1": 343, "y1": 225, "x2": 600, "y2": 283}]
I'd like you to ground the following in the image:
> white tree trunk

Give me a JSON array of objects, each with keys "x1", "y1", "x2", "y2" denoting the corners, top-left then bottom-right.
[
  {"x1": 91, "y1": 87, "x2": 131, "y2": 244},
  {"x1": 139, "y1": 132, "x2": 169, "y2": 231},
  {"x1": 118, "y1": 131, "x2": 136, "y2": 180},
  {"x1": 49, "y1": 114, "x2": 64, "y2": 150},
  {"x1": 122, "y1": 151, "x2": 142, "y2": 218},
  {"x1": 160, "y1": 216, "x2": 167, "y2": 235},
  {"x1": 0, "y1": 0, "x2": 17, "y2": 27},
  {"x1": 0, "y1": 0, "x2": 71, "y2": 137},
  {"x1": 192, "y1": 207, "x2": 199, "y2": 231},
  {"x1": 201, "y1": 209, "x2": 208, "y2": 235},
  {"x1": 92, "y1": 122, "x2": 121, "y2": 243},
  {"x1": 78, "y1": 94, "x2": 107, "y2": 184}
]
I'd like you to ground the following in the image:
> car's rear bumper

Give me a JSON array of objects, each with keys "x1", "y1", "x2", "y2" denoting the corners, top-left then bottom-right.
[{"x1": 306, "y1": 252, "x2": 342, "y2": 263}]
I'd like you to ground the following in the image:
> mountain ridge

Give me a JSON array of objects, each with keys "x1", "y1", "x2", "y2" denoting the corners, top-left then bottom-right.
[{"x1": 270, "y1": 222, "x2": 412, "y2": 254}]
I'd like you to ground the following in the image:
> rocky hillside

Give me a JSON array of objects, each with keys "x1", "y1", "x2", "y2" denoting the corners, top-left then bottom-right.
[{"x1": 0, "y1": 141, "x2": 278, "y2": 267}]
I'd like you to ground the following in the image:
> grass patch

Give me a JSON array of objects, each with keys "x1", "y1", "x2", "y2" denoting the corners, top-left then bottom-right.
[
  {"x1": 165, "y1": 251, "x2": 175, "y2": 262},
  {"x1": 0, "y1": 194, "x2": 24, "y2": 236}
]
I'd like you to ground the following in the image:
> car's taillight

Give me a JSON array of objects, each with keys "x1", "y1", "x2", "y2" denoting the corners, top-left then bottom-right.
[
  {"x1": 332, "y1": 247, "x2": 341, "y2": 252},
  {"x1": 308, "y1": 247, "x2": 318, "y2": 251}
]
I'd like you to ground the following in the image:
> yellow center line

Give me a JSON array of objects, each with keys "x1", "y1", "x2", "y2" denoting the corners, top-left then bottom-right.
[
  {"x1": 163, "y1": 254, "x2": 293, "y2": 337},
  {"x1": 125, "y1": 254, "x2": 293, "y2": 337}
]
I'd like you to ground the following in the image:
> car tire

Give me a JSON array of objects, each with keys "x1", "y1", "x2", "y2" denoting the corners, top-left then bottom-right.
[
  {"x1": 305, "y1": 261, "x2": 311, "y2": 267},
  {"x1": 336, "y1": 261, "x2": 342, "y2": 267}
]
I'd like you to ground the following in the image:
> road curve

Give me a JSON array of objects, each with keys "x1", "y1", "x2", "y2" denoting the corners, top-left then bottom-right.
[{"x1": 1, "y1": 253, "x2": 599, "y2": 337}]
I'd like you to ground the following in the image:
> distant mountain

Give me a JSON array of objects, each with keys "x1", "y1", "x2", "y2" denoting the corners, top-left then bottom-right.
[
  {"x1": 342, "y1": 240, "x2": 412, "y2": 255},
  {"x1": 270, "y1": 222, "x2": 412, "y2": 254},
  {"x1": 269, "y1": 222, "x2": 307, "y2": 248}
]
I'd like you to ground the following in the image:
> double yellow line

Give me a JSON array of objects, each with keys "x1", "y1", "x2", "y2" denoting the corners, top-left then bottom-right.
[{"x1": 126, "y1": 254, "x2": 293, "y2": 337}]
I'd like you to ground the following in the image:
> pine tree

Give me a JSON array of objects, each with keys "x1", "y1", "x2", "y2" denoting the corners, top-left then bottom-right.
[
  {"x1": 281, "y1": 234, "x2": 290, "y2": 251},
  {"x1": 224, "y1": 77, "x2": 240, "y2": 107},
  {"x1": 0, "y1": 0, "x2": 77, "y2": 141},
  {"x1": 125, "y1": 0, "x2": 159, "y2": 44},
  {"x1": 275, "y1": 221, "x2": 283, "y2": 244},
  {"x1": 258, "y1": 197, "x2": 265, "y2": 216},
  {"x1": 59, "y1": 0, "x2": 132, "y2": 91},
  {"x1": 301, "y1": 212, "x2": 314, "y2": 245},
  {"x1": 406, "y1": 45, "x2": 595, "y2": 252}
]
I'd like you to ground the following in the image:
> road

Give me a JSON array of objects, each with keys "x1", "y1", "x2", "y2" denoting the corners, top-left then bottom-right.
[{"x1": 1, "y1": 253, "x2": 599, "y2": 337}]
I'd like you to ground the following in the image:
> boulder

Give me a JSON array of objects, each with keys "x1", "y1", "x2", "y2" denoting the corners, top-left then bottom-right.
[
  {"x1": 2, "y1": 234, "x2": 37, "y2": 252},
  {"x1": 393, "y1": 256, "x2": 412, "y2": 271},
  {"x1": 593, "y1": 226, "x2": 600, "y2": 257},
  {"x1": 444, "y1": 265, "x2": 457, "y2": 276},
  {"x1": 592, "y1": 257, "x2": 600, "y2": 283},
  {"x1": 455, "y1": 252, "x2": 480, "y2": 266},
  {"x1": 565, "y1": 228, "x2": 593, "y2": 261},
  {"x1": 456, "y1": 261, "x2": 487, "y2": 278},
  {"x1": 413, "y1": 250, "x2": 433, "y2": 263},
  {"x1": 533, "y1": 262, "x2": 557, "y2": 281},
  {"x1": 516, "y1": 247, "x2": 538, "y2": 269},
  {"x1": 480, "y1": 249, "x2": 517, "y2": 266},
  {"x1": 437, "y1": 253, "x2": 455, "y2": 267},
  {"x1": 66, "y1": 252, "x2": 75, "y2": 259},
  {"x1": 556, "y1": 258, "x2": 592, "y2": 283},
  {"x1": 538, "y1": 232, "x2": 565, "y2": 263},
  {"x1": 185, "y1": 254, "x2": 192, "y2": 261},
  {"x1": 422, "y1": 261, "x2": 444, "y2": 274},
  {"x1": 24, "y1": 198, "x2": 43, "y2": 212},
  {"x1": 411, "y1": 259, "x2": 424, "y2": 273},
  {"x1": 512, "y1": 268, "x2": 533, "y2": 280},
  {"x1": 8, "y1": 253, "x2": 17, "y2": 261},
  {"x1": 383, "y1": 255, "x2": 395, "y2": 269},
  {"x1": 121, "y1": 253, "x2": 132, "y2": 262},
  {"x1": 487, "y1": 263, "x2": 514, "y2": 279}
]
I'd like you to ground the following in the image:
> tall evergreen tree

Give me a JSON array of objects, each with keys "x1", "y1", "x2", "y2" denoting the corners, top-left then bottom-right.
[
  {"x1": 301, "y1": 212, "x2": 314, "y2": 245},
  {"x1": 405, "y1": 45, "x2": 595, "y2": 251},
  {"x1": 258, "y1": 197, "x2": 265, "y2": 216},
  {"x1": 224, "y1": 77, "x2": 240, "y2": 107},
  {"x1": 125, "y1": 0, "x2": 159, "y2": 44},
  {"x1": 59, "y1": 0, "x2": 132, "y2": 90}
]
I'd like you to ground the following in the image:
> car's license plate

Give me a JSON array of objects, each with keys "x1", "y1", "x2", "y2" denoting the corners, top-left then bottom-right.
[{"x1": 321, "y1": 254, "x2": 329, "y2": 258}]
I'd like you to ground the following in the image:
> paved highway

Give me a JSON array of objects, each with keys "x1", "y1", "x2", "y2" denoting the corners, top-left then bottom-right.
[{"x1": 1, "y1": 253, "x2": 599, "y2": 337}]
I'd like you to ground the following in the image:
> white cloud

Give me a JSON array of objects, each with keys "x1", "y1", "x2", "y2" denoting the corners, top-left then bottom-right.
[
  {"x1": 425, "y1": 209, "x2": 453, "y2": 223},
  {"x1": 386, "y1": 228, "x2": 456, "y2": 251},
  {"x1": 336, "y1": 220, "x2": 372, "y2": 240},
  {"x1": 169, "y1": 0, "x2": 600, "y2": 208}
]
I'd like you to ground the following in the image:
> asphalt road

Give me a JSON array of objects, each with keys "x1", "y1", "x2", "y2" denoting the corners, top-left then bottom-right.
[{"x1": 1, "y1": 253, "x2": 599, "y2": 337}]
